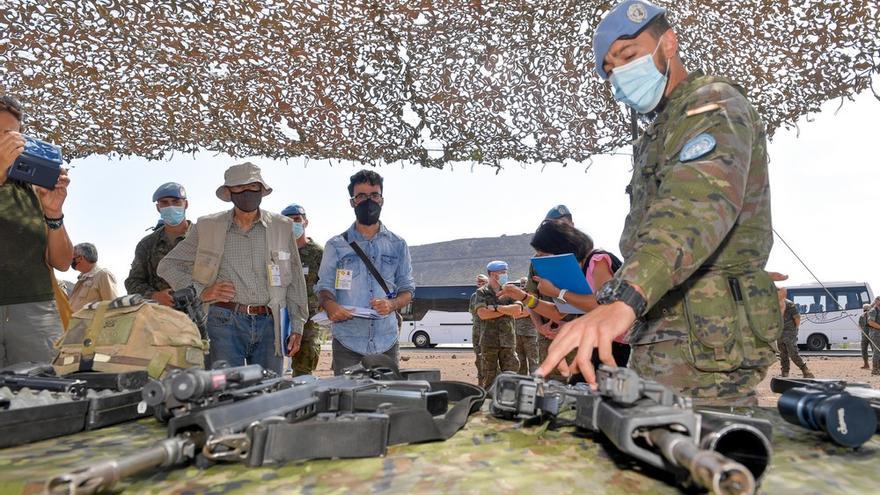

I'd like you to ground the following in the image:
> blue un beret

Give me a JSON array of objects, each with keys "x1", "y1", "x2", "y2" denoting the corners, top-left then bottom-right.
[
  {"x1": 487, "y1": 260, "x2": 508, "y2": 273},
  {"x1": 152, "y1": 182, "x2": 187, "y2": 202},
  {"x1": 593, "y1": 0, "x2": 667, "y2": 80},
  {"x1": 545, "y1": 204, "x2": 572, "y2": 220},
  {"x1": 281, "y1": 203, "x2": 306, "y2": 217}
]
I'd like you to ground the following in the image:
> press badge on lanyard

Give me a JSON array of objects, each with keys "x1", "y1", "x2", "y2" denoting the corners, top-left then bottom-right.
[{"x1": 335, "y1": 269, "x2": 353, "y2": 290}]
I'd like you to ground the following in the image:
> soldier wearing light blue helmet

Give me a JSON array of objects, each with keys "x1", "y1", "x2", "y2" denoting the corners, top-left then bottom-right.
[{"x1": 540, "y1": 1, "x2": 779, "y2": 407}]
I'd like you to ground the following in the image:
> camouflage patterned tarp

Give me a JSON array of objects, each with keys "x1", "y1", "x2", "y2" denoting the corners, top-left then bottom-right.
[
  {"x1": 1, "y1": 1, "x2": 878, "y2": 166},
  {"x1": 1, "y1": 406, "x2": 878, "y2": 494}
]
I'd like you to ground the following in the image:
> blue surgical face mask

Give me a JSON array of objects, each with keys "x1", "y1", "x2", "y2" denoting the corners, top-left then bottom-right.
[
  {"x1": 498, "y1": 273, "x2": 509, "y2": 286},
  {"x1": 292, "y1": 221, "x2": 305, "y2": 239},
  {"x1": 159, "y1": 205, "x2": 186, "y2": 226},
  {"x1": 609, "y1": 41, "x2": 669, "y2": 114}
]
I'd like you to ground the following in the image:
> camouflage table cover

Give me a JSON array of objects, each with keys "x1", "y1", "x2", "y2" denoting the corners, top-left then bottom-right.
[{"x1": 1, "y1": 406, "x2": 877, "y2": 495}]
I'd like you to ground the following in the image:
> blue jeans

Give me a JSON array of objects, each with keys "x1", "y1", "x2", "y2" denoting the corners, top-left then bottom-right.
[{"x1": 206, "y1": 306, "x2": 282, "y2": 374}]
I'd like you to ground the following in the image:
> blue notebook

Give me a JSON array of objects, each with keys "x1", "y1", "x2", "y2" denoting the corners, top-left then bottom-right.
[{"x1": 530, "y1": 253, "x2": 592, "y2": 314}]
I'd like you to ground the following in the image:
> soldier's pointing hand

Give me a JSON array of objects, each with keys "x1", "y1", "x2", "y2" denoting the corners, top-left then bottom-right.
[{"x1": 537, "y1": 301, "x2": 635, "y2": 387}]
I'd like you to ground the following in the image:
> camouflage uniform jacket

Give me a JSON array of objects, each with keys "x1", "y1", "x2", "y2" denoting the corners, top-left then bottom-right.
[
  {"x1": 124, "y1": 223, "x2": 191, "y2": 297},
  {"x1": 469, "y1": 291, "x2": 483, "y2": 333},
  {"x1": 299, "y1": 237, "x2": 323, "y2": 328},
  {"x1": 619, "y1": 71, "x2": 782, "y2": 368},
  {"x1": 781, "y1": 299, "x2": 799, "y2": 337},
  {"x1": 472, "y1": 284, "x2": 516, "y2": 348},
  {"x1": 515, "y1": 315, "x2": 537, "y2": 337}
]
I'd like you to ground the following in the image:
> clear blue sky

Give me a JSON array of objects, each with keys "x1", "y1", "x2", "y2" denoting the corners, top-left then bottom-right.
[{"x1": 58, "y1": 84, "x2": 880, "y2": 296}]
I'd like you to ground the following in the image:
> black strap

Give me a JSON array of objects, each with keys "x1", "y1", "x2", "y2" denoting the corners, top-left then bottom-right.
[
  {"x1": 342, "y1": 231, "x2": 394, "y2": 298},
  {"x1": 248, "y1": 380, "x2": 486, "y2": 465}
]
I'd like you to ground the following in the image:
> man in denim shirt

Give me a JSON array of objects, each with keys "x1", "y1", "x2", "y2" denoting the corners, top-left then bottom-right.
[{"x1": 316, "y1": 170, "x2": 415, "y2": 374}]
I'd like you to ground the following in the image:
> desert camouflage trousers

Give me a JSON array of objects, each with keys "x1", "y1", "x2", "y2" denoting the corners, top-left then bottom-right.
[
  {"x1": 472, "y1": 325, "x2": 483, "y2": 386},
  {"x1": 629, "y1": 338, "x2": 768, "y2": 407},
  {"x1": 291, "y1": 324, "x2": 321, "y2": 376},
  {"x1": 516, "y1": 334, "x2": 539, "y2": 376},
  {"x1": 480, "y1": 345, "x2": 518, "y2": 390},
  {"x1": 776, "y1": 332, "x2": 806, "y2": 373},
  {"x1": 871, "y1": 329, "x2": 880, "y2": 374}
]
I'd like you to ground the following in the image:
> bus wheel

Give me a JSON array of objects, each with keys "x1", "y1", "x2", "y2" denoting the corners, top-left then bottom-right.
[
  {"x1": 806, "y1": 333, "x2": 828, "y2": 352},
  {"x1": 412, "y1": 331, "x2": 431, "y2": 348}
]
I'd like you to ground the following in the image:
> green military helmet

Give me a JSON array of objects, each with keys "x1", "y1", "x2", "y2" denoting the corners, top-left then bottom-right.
[{"x1": 53, "y1": 295, "x2": 206, "y2": 379}]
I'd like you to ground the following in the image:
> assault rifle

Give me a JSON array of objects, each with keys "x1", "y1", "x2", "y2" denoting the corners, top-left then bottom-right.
[
  {"x1": 47, "y1": 365, "x2": 484, "y2": 494},
  {"x1": 171, "y1": 286, "x2": 209, "y2": 341},
  {"x1": 490, "y1": 367, "x2": 772, "y2": 495},
  {"x1": 770, "y1": 377, "x2": 878, "y2": 447}
]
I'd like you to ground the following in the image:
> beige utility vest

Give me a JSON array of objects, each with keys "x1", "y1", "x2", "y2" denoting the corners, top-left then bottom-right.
[{"x1": 192, "y1": 210, "x2": 300, "y2": 356}]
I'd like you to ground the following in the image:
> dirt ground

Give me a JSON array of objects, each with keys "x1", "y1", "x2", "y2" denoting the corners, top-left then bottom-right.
[{"x1": 312, "y1": 349, "x2": 880, "y2": 407}]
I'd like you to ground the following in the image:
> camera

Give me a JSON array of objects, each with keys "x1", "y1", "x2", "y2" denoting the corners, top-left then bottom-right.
[{"x1": 7, "y1": 135, "x2": 62, "y2": 189}]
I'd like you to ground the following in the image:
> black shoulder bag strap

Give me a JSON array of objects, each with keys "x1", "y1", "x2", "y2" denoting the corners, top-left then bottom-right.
[{"x1": 342, "y1": 231, "x2": 395, "y2": 298}]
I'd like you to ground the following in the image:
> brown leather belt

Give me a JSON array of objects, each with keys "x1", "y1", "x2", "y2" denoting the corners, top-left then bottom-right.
[{"x1": 214, "y1": 301, "x2": 272, "y2": 316}]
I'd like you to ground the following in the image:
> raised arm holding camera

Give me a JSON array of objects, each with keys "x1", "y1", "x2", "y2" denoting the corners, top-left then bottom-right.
[{"x1": 0, "y1": 94, "x2": 73, "y2": 366}]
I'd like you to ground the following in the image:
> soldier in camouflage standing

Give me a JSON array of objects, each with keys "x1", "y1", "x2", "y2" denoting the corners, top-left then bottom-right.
[
  {"x1": 125, "y1": 183, "x2": 191, "y2": 306},
  {"x1": 282, "y1": 203, "x2": 324, "y2": 376},
  {"x1": 540, "y1": 0, "x2": 782, "y2": 406},
  {"x1": 469, "y1": 274, "x2": 489, "y2": 385},
  {"x1": 514, "y1": 277, "x2": 539, "y2": 375},
  {"x1": 858, "y1": 303, "x2": 872, "y2": 370},
  {"x1": 867, "y1": 297, "x2": 880, "y2": 376},
  {"x1": 776, "y1": 287, "x2": 814, "y2": 378},
  {"x1": 473, "y1": 260, "x2": 521, "y2": 389}
]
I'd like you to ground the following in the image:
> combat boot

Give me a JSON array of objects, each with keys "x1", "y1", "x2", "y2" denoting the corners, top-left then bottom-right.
[
  {"x1": 780, "y1": 369, "x2": 789, "y2": 378},
  {"x1": 862, "y1": 361, "x2": 871, "y2": 370},
  {"x1": 800, "y1": 366, "x2": 815, "y2": 379}
]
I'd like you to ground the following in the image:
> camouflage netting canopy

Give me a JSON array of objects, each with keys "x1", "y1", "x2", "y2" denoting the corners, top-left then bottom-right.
[{"x1": 1, "y1": 1, "x2": 878, "y2": 166}]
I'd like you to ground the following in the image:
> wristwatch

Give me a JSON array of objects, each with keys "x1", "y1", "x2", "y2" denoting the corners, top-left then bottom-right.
[
  {"x1": 596, "y1": 278, "x2": 647, "y2": 317},
  {"x1": 44, "y1": 214, "x2": 64, "y2": 230},
  {"x1": 557, "y1": 289, "x2": 568, "y2": 304}
]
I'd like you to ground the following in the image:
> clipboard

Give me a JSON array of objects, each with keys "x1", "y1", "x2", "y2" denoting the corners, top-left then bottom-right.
[{"x1": 530, "y1": 253, "x2": 591, "y2": 314}]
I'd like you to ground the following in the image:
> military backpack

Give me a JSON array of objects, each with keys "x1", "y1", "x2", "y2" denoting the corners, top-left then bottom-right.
[{"x1": 53, "y1": 295, "x2": 206, "y2": 379}]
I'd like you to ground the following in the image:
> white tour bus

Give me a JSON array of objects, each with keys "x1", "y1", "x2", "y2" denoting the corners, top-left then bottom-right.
[
  {"x1": 401, "y1": 285, "x2": 476, "y2": 347},
  {"x1": 784, "y1": 281, "x2": 874, "y2": 351}
]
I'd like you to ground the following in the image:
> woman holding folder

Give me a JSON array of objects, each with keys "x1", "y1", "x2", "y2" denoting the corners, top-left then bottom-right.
[{"x1": 499, "y1": 220, "x2": 631, "y2": 369}]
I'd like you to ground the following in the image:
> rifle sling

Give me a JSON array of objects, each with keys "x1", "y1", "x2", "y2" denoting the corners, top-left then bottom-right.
[{"x1": 248, "y1": 380, "x2": 485, "y2": 465}]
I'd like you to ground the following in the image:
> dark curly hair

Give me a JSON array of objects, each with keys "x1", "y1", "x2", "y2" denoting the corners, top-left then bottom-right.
[
  {"x1": 530, "y1": 220, "x2": 594, "y2": 263},
  {"x1": 348, "y1": 169, "x2": 384, "y2": 196}
]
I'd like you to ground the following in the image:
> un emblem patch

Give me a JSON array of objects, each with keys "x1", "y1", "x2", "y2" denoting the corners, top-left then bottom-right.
[
  {"x1": 627, "y1": 3, "x2": 648, "y2": 23},
  {"x1": 679, "y1": 133, "x2": 717, "y2": 162}
]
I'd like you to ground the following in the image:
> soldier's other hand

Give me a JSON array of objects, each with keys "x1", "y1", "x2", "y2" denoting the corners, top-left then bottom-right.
[
  {"x1": 534, "y1": 277, "x2": 559, "y2": 298},
  {"x1": 498, "y1": 284, "x2": 526, "y2": 302},
  {"x1": 326, "y1": 301, "x2": 354, "y2": 322},
  {"x1": 0, "y1": 130, "x2": 24, "y2": 179},
  {"x1": 536, "y1": 302, "x2": 635, "y2": 388},
  {"x1": 286, "y1": 333, "x2": 302, "y2": 356},
  {"x1": 152, "y1": 289, "x2": 174, "y2": 306},
  {"x1": 35, "y1": 168, "x2": 70, "y2": 218},
  {"x1": 202, "y1": 281, "x2": 235, "y2": 303},
  {"x1": 370, "y1": 298, "x2": 394, "y2": 316},
  {"x1": 768, "y1": 271, "x2": 789, "y2": 282},
  {"x1": 537, "y1": 321, "x2": 559, "y2": 339}
]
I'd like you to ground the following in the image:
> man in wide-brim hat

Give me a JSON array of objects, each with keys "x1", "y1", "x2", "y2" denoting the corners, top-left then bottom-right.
[{"x1": 158, "y1": 162, "x2": 308, "y2": 373}]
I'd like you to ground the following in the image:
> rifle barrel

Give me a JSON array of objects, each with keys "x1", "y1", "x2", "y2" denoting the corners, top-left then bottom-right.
[
  {"x1": 649, "y1": 429, "x2": 755, "y2": 495},
  {"x1": 46, "y1": 436, "x2": 194, "y2": 495}
]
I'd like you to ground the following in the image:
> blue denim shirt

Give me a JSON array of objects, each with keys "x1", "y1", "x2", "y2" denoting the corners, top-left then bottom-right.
[{"x1": 315, "y1": 223, "x2": 415, "y2": 354}]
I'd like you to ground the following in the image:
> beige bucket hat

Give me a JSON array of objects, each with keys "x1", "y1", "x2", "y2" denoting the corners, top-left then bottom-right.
[{"x1": 215, "y1": 162, "x2": 273, "y2": 201}]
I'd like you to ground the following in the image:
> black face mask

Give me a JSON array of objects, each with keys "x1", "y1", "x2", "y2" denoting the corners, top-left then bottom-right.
[
  {"x1": 71, "y1": 258, "x2": 78, "y2": 270},
  {"x1": 230, "y1": 189, "x2": 263, "y2": 212},
  {"x1": 354, "y1": 199, "x2": 382, "y2": 226}
]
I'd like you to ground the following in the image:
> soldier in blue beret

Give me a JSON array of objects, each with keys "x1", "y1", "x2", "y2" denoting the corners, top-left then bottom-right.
[
  {"x1": 124, "y1": 182, "x2": 191, "y2": 306},
  {"x1": 472, "y1": 260, "x2": 521, "y2": 388},
  {"x1": 281, "y1": 202, "x2": 325, "y2": 376},
  {"x1": 540, "y1": 1, "x2": 781, "y2": 406},
  {"x1": 544, "y1": 204, "x2": 573, "y2": 224}
]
